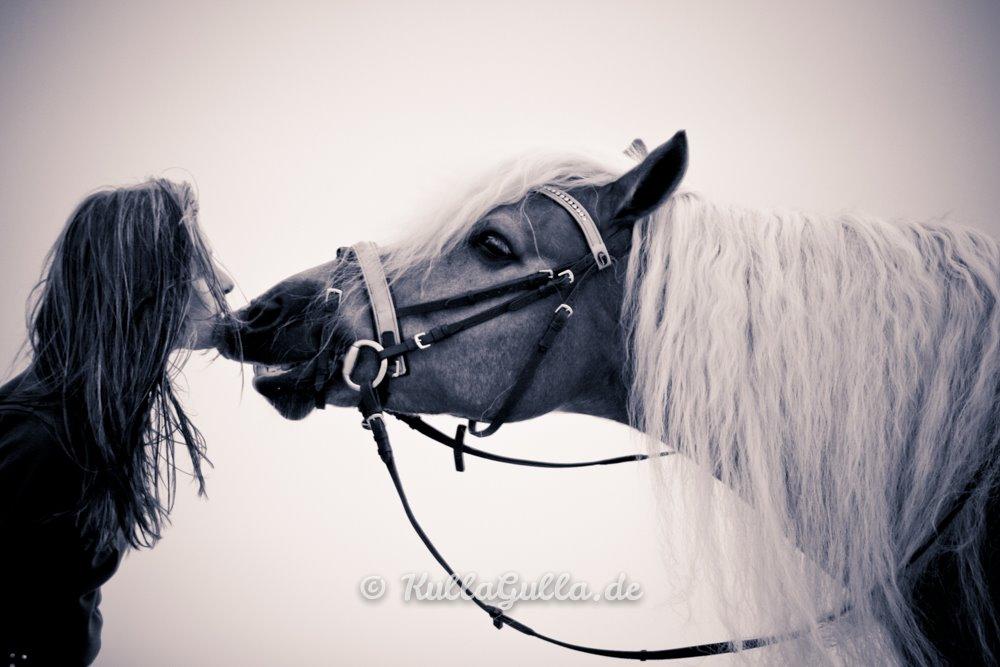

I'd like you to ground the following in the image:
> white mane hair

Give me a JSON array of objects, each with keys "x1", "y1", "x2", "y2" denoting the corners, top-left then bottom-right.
[
  {"x1": 379, "y1": 150, "x2": 619, "y2": 280},
  {"x1": 627, "y1": 192, "x2": 1000, "y2": 664},
  {"x1": 383, "y1": 147, "x2": 1000, "y2": 665}
]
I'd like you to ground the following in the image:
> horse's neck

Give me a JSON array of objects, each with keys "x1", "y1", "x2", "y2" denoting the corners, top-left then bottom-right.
[{"x1": 562, "y1": 380, "x2": 630, "y2": 423}]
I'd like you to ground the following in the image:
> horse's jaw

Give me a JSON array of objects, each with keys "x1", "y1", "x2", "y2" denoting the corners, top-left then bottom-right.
[
  {"x1": 250, "y1": 364, "x2": 318, "y2": 420},
  {"x1": 250, "y1": 361, "x2": 364, "y2": 420}
]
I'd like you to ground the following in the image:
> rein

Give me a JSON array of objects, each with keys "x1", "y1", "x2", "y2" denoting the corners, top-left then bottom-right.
[{"x1": 313, "y1": 186, "x2": 973, "y2": 661}]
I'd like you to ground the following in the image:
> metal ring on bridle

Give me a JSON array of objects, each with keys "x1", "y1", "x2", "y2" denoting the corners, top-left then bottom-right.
[{"x1": 341, "y1": 339, "x2": 388, "y2": 392}]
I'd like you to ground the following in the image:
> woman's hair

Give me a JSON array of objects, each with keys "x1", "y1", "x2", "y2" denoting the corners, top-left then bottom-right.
[{"x1": 20, "y1": 178, "x2": 231, "y2": 551}]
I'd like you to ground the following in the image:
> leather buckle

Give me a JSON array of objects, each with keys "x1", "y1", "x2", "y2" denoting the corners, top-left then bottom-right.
[
  {"x1": 414, "y1": 332, "x2": 432, "y2": 350},
  {"x1": 555, "y1": 303, "x2": 574, "y2": 317}
]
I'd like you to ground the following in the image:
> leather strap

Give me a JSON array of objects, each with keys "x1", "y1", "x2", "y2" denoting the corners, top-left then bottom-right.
[
  {"x1": 356, "y1": 379, "x2": 795, "y2": 660},
  {"x1": 352, "y1": 241, "x2": 407, "y2": 377},
  {"x1": 390, "y1": 412, "x2": 669, "y2": 469},
  {"x1": 536, "y1": 186, "x2": 612, "y2": 269}
]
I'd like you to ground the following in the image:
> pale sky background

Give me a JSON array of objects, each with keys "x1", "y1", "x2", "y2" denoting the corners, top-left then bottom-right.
[{"x1": 2, "y1": 1, "x2": 999, "y2": 665}]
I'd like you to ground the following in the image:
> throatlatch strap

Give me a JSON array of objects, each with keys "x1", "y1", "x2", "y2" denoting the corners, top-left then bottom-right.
[
  {"x1": 536, "y1": 186, "x2": 612, "y2": 269},
  {"x1": 467, "y1": 301, "x2": 575, "y2": 438},
  {"x1": 468, "y1": 260, "x2": 598, "y2": 437},
  {"x1": 352, "y1": 241, "x2": 407, "y2": 377}
]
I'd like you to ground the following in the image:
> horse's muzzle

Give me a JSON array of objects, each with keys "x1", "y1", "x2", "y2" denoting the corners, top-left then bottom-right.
[{"x1": 213, "y1": 277, "x2": 329, "y2": 365}]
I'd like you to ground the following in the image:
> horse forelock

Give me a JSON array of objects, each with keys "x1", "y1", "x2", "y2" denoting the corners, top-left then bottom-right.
[
  {"x1": 623, "y1": 192, "x2": 1000, "y2": 664},
  {"x1": 378, "y1": 149, "x2": 622, "y2": 284}
]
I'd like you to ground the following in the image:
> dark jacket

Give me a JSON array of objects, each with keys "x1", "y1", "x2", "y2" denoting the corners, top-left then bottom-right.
[{"x1": 0, "y1": 377, "x2": 122, "y2": 666}]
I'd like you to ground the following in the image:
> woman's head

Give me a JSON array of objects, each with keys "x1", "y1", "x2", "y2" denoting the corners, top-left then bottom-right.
[
  {"x1": 26, "y1": 178, "x2": 233, "y2": 550},
  {"x1": 34, "y1": 178, "x2": 232, "y2": 358}
]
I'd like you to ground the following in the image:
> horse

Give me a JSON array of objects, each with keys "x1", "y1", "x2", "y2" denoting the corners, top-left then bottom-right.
[{"x1": 214, "y1": 132, "x2": 1000, "y2": 665}]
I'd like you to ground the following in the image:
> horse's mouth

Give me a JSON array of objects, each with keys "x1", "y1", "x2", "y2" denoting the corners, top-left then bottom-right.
[
  {"x1": 251, "y1": 358, "x2": 360, "y2": 419},
  {"x1": 252, "y1": 363, "x2": 319, "y2": 420},
  {"x1": 253, "y1": 363, "x2": 300, "y2": 380}
]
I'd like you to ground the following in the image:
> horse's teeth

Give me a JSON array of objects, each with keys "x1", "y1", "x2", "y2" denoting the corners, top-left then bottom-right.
[{"x1": 253, "y1": 363, "x2": 294, "y2": 377}]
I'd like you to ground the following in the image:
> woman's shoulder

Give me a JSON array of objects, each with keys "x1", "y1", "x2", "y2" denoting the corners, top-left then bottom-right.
[
  {"x1": 0, "y1": 403, "x2": 65, "y2": 459},
  {"x1": 0, "y1": 376, "x2": 82, "y2": 517},
  {"x1": 0, "y1": 373, "x2": 66, "y2": 454}
]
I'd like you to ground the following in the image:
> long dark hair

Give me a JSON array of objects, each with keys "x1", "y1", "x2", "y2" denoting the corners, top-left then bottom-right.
[{"x1": 16, "y1": 178, "x2": 231, "y2": 551}]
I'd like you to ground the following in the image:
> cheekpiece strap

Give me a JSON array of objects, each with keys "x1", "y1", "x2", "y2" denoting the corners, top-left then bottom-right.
[{"x1": 352, "y1": 241, "x2": 407, "y2": 377}]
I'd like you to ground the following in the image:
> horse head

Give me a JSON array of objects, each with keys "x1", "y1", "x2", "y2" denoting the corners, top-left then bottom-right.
[{"x1": 215, "y1": 132, "x2": 687, "y2": 423}]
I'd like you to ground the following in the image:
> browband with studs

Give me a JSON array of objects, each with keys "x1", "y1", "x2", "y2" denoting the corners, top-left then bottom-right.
[{"x1": 536, "y1": 185, "x2": 612, "y2": 269}]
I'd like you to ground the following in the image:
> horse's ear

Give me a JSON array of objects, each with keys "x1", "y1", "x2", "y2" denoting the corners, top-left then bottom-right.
[{"x1": 598, "y1": 130, "x2": 688, "y2": 225}]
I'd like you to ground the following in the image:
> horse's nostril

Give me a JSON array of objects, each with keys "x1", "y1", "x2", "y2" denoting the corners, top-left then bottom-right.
[{"x1": 242, "y1": 298, "x2": 285, "y2": 329}]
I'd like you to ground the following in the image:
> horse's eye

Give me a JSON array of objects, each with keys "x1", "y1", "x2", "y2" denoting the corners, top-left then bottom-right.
[{"x1": 471, "y1": 230, "x2": 515, "y2": 261}]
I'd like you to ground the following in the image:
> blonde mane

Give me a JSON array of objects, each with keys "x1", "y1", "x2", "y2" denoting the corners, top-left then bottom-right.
[
  {"x1": 383, "y1": 149, "x2": 1000, "y2": 664},
  {"x1": 627, "y1": 191, "x2": 1000, "y2": 664}
]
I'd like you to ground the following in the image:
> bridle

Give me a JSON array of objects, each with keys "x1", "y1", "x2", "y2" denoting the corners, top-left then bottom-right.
[
  {"x1": 337, "y1": 185, "x2": 625, "y2": 436},
  {"x1": 311, "y1": 186, "x2": 975, "y2": 661}
]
